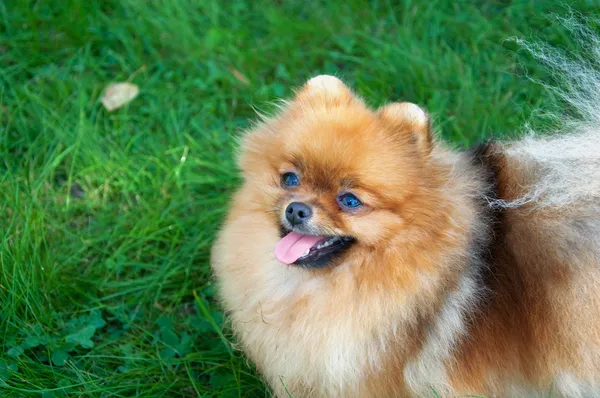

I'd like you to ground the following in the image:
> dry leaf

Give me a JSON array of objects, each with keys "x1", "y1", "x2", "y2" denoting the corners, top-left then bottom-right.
[
  {"x1": 101, "y1": 82, "x2": 139, "y2": 111},
  {"x1": 229, "y1": 67, "x2": 250, "y2": 86}
]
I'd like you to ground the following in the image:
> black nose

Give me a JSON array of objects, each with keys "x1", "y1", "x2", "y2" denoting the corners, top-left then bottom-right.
[{"x1": 285, "y1": 202, "x2": 313, "y2": 226}]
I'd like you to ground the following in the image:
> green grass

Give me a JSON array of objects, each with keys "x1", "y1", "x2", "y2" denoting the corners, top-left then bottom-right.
[{"x1": 0, "y1": 0, "x2": 598, "y2": 396}]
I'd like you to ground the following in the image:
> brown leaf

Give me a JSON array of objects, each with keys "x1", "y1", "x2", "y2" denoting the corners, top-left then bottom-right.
[
  {"x1": 101, "y1": 82, "x2": 139, "y2": 111},
  {"x1": 229, "y1": 67, "x2": 250, "y2": 86}
]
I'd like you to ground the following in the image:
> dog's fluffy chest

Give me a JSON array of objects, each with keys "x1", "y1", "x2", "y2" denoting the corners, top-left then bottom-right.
[{"x1": 224, "y1": 261, "x2": 390, "y2": 397}]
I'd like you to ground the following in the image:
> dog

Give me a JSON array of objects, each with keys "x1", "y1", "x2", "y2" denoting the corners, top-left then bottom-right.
[{"x1": 211, "y1": 23, "x2": 600, "y2": 397}]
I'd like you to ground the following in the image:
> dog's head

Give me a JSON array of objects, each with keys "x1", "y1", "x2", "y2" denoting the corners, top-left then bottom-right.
[{"x1": 239, "y1": 75, "x2": 437, "y2": 268}]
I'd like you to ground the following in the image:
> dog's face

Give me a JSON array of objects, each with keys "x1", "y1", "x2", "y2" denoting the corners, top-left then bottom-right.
[{"x1": 238, "y1": 76, "x2": 434, "y2": 269}]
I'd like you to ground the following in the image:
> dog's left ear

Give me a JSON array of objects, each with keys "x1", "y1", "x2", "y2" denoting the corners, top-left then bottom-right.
[{"x1": 377, "y1": 102, "x2": 433, "y2": 155}]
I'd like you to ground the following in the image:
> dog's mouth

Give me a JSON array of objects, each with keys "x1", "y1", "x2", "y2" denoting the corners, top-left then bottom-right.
[{"x1": 275, "y1": 229, "x2": 355, "y2": 268}]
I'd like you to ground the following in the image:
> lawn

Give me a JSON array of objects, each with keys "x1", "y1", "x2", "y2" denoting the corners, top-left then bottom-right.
[{"x1": 1, "y1": 0, "x2": 598, "y2": 397}]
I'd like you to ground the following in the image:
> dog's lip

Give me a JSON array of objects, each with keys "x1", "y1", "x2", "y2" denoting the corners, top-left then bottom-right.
[
  {"x1": 299, "y1": 235, "x2": 354, "y2": 256},
  {"x1": 294, "y1": 234, "x2": 355, "y2": 267}
]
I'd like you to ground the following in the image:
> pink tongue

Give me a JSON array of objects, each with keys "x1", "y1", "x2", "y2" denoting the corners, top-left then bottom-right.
[{"x1": 275, "y1": 232, "x2": 324, "y2": 265}]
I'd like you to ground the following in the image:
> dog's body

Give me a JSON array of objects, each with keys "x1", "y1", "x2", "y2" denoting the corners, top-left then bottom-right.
[{"x1": 211, "y1": 29, "x2": 600, "y2": 397}]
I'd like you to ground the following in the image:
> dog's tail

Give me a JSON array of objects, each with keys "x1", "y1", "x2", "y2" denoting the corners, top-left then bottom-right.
[{"x1": 492, "y1": 16, "x2": 600, "y2": 210}]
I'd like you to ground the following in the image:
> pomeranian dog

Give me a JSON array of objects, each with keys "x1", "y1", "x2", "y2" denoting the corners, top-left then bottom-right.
[{"x1": 211, "y1": 25, "x2": 600, "y2": 397}]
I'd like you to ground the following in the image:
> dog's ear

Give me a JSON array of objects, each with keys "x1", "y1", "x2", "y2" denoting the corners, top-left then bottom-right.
[
  {"x1": 296, "y1": 75, "x2": 355, "y2": 104},
  {"x1": 377, "y1": 102, "x2": 433, "y2": 155}
]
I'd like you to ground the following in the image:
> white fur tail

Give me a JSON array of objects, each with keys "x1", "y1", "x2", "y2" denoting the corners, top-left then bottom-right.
[{"x1": 494, "y1": 16, "x2": 600, "y2": 209}]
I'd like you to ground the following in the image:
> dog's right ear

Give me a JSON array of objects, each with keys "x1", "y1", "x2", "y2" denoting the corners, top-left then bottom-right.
[
  {"x1": 296, "y1": 75, "x2": 355, "y2": 104},
  {"x1": 377, "y1": 102, "x2": 433, "y2": 155}
]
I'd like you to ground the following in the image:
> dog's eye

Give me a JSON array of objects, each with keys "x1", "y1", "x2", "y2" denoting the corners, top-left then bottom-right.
[
  {"x1": 338, "y1": 193, "x2": 362, "y2": 210},
  {"x1": 281, "y1": 172, "x2": 300, "y2": 188}
]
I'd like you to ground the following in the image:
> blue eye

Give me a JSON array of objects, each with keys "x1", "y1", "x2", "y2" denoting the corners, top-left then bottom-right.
[
  {"x1": 281, "y1": 172, "x2": 300, "y2": 188},
  {"x1": 338, "y1": 193, "x2": 362, "y2": 210}
]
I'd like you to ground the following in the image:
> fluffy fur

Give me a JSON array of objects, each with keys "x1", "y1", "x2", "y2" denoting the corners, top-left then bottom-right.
[{"x1": 211, "y1": 21, "x2": 600, "y2": 397}]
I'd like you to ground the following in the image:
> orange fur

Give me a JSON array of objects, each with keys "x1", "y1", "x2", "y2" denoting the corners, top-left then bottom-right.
[{"x1": 211, "y1": 75, "x2": 600, "y2": 397}]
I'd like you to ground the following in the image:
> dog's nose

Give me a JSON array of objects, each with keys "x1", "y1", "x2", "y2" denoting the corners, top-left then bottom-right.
[{"x1": 285, "y1": 202, "x2": 313, "y2": 226}]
